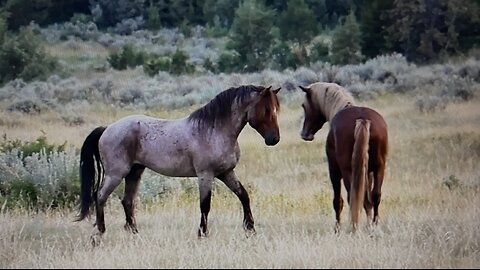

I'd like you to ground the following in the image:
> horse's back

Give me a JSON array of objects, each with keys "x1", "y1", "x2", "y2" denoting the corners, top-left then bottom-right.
[{"x1": 328, "y1": 106, "x2": 388, "y2": 169}]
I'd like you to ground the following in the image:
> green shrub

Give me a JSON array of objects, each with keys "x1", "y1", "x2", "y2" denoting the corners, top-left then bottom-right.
[
  {"x1": 107, "y1": 44, "x2": 146, "y2": 70},
  {"x1": 171, "y1": 49, "x2": 195, "y2": 75},
  {"x1": 143, "y1": 57, "x2": 171, "y2": 77},
  {"x1": 143, "y1": 50, "x2": 195, "y2": 76},
  {"x1": 1, "y1": 179, "x2": 38, "y2": 209},
  {"x1": 269, "y1": 41, "x2": 298, "y2": 70},
  {"x1": 0, "y1": 25, "x2": 57, "y2": 85},
  {"x1": 203, "y1": 58, "x2": 217, "y2": 73},
  {"x1": 0, "y1": 135, "x2": 78, "y2": 211},
  {"x1": 146, "y1": 4, "x2": 161, "y2": 30},
  {"x1": 309, "y1": 40, "x2": 330, "y2": 63},
  {"x1": 217, "y1": 51, "x2": 241, "y2": 73},
  {"x1": 0, "y1": 134, "x2": 66, "y2": 160}
]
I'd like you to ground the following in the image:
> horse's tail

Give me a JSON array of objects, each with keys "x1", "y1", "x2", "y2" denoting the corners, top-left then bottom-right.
[
  {"x1": 350, "y1": 119, "x2": 371, "y2": 231},
  {"x1": 75, "y1": 126, "x2": 106, "y2": 222}
]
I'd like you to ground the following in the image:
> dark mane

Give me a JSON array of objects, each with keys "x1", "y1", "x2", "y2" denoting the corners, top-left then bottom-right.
[{"x1": 188, "y1": 85, "x2": 262, "y2": 129}]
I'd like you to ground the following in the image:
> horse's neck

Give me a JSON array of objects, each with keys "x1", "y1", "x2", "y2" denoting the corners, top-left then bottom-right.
[
  {"x1": 325, "y1": 100, "x2": 353, "y2": 122},
  {"x1": 200, "y1": 110, "x2": 248, "y2": 142},
  {"x1": 224, "y1": 111, "x2": 249, "y2": 139}
]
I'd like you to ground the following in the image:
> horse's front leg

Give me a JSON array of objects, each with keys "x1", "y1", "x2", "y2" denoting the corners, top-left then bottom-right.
[
  {"x1": 217, "y1": 170, "x2": 256, "y2": 238},
  {"x1": 329, "y1": 165, "x2": 343, "y2": 234},
  {"x1": 197, "y1": 172, "x2": 214, "y2": 238}
]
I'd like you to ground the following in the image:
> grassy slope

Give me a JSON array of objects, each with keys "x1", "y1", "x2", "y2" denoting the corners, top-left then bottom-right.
[{"x1": 1, "y1": 92, "x2": 479, "y2": 268}]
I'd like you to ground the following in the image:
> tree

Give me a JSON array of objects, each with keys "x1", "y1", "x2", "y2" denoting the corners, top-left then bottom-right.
[
  {"x1": 278, "y1": 0, "x2": 317, "y2": 44},
  {"x1": 89, "y1": 0, "x2": 146, "y2": 28},
  {"x1": 324, "y1": 0, "x2": 353, "y2": 27},
  {"x1": 0, "y1": 25, "x2": 57, "y2": 85},
  {"x1": 229, "y1": 0, "x2": 275, "y2": 72},
  {"x1": 444, "y1": 0, "x2": 480, "y2": 54},
  {"x1": 359, "y1": 0, "x2": 394, "y2": 58},
  {"x1": 383, "y1": 0, "x2": 423, "y2": 61},
  {"x1": 146, "y1": 0, "x2": 161, "y2": 30},
  {"x1": 0, "y1": 11, "x2": 6, "y2": 45},
  {"x1": 384, "y1": 0, "x2": 479, "y2": 62},
  {"x1": 203, "y1": 0, "x2": 240, "y2": 28},
  {"x1": 305, "y1": 0, "x2": 328, "y2": 26},
  {"x1": 1, "y1": 0, "x2": 51, "y2": 30},
  {"x1": 330, "y1": 10, "x2": 363, "y2": 65}
]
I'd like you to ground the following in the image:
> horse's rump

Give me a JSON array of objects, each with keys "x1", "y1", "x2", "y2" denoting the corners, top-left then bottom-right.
[{"x1": 330, "y1": 106, "x2": 388, "y2": 163}]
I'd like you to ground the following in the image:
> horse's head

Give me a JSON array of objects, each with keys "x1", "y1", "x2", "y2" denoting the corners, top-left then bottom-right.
[
  {"x1": 299, "y1": 85, "x2": 327, "y2": 141},
  {"x1": 247, "y1": 86, "x2": 281, "y2": 146}
]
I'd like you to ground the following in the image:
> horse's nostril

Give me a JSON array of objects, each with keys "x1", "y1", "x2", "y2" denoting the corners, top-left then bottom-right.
[
  {"x1": 265, "y1": 135, "x2": 279, "y2": 146},
  {"x1": 301, "y1": 132, "x2": 314, "y2": 141}
]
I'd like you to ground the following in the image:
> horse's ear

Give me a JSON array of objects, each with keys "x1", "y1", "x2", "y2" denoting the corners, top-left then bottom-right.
[
  {"x1": 299, "y1": 85, "x2": 311, "y2": 93},
  {"x1": 273, "y1": 87, "x2": 281, "y2": 94},
  {"x1": 259, "y1": 85, "x2": 272, "y2": 96}
]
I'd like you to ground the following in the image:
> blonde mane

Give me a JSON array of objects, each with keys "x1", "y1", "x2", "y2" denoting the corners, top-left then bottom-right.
[{"x1": 307, "y1": 82, "x2": 355, "y2": 122}]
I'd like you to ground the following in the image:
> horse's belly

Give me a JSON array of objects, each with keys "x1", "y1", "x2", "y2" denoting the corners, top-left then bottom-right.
[{"x1": 139, "y1": 155, "x2": 197, "y2": 177}]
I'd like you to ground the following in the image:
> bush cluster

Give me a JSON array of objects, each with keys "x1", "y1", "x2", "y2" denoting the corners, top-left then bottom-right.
[
  {"x1": 0, "y1": 23, "x2": 57, "y2": 86},
  {"x1": 0, "y1": 135, "x2": 75, "y2": 210}
]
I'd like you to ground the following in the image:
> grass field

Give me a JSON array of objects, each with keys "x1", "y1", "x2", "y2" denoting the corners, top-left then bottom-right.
[{"x1": 0, "y1": 91, "x2": 479, "y2": 268}]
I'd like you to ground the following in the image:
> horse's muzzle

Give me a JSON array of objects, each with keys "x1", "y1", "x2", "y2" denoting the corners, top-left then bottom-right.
[
  {"x1": 301, "y1": 131, "x2": 314, "y2": 141},
  {"x1": 264, "y1": 132, "x2": 280, "y2": 146}
]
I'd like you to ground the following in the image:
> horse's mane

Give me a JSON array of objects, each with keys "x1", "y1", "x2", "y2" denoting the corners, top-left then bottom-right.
[
  {"x1": 308, "y1": 82, "x2": 355, "y2": 121},
  {"x1": 188, "y1": 85, "x2": 262, "y2": 129}
]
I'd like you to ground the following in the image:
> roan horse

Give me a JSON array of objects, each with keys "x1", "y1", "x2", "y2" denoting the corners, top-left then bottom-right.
[
  {"x1": 76, "y1": 85, "x2": 281, "y2": 244},
  {"x1": 299, "y1": 82, "x2": 388, "y2": 233}
]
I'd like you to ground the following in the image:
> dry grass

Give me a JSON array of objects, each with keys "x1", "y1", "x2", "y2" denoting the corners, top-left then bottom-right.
[{"x1": 1, "y1": 93, "x2": 479, "y2": 268}]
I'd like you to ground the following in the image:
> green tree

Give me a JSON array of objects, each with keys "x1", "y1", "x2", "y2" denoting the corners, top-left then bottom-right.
[
  {"x1": 0, "y1": 12, "x2": 6, "y2": 45},
  {"x1": 203, "y1": 0, "x2": 240, "y2": 28},
  {"x1": 330, "y1": 10, "x2": 363, "y2": 65},
  {"x1": 229, "y1": 0, "x2": 275, "y2": 72},
  {"x1": 170, "y1": 49, "x2": 194, "y2": 75},
  {"x1": 146, "y1": 1, "x2": 161, "y2": 30},
  {"x1": 278, "y1": 0, "x2": 317, "y2": 44},
  {"x1": 277, "y1": 0, "x2": 318, "y2": 67},
  {"x1": 444, "y1": 0, "x2": 480, "y2": 54},
  {"x1": 305, "y1": 0, "x2": 328, "y2": 25},
  {"x1": 0, "y1": 25, "x2": 57, "y2": 85},
  {"x1": 325, "y1": 0, "x2": 354, "y2": 27},
  {"x1": 90, "y1": 0, "x2": 146, "y2": 28},
  {"x1": 359, "y1": 0, "x2": 394, "y2": 58},
  {"x1": 384, "y1": 0, "x2": 479, "y2": 62},
  {"x1": 1, "y1": 0, "x2": 51, "y2": 30}
]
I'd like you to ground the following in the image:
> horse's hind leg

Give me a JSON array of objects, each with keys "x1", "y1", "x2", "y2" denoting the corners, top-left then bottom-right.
[
  {"x1": 91, "y1": 173, "x2": 124, "y2": 246},
  {"x1": 122, "y1": 164, "x2": 145, "y2": 234},
  {"x1": 372, "y1": 166, "x2": 385, "y2": 225},
  {"x1": 217, "y1": 170, "x2": 255, "y2": 237},
  {"x1": 364, "y1": 172, "x2": 374, "y2": 227}
]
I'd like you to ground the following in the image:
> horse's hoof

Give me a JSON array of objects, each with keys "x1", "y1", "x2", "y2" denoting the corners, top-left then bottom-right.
[
  {"x1": 124, "y1": 223, "x2": 139, "y2": 234},
  {"x1": 245, "y1": 228, "x2": 256, "y2": 238},
  {"x1": 334, "y1": 223, "x2": 341, "y2": 234},
  {"x1": 90, "y1": 234, "x2": 102, "y2": 247},
  {"x1": 90, "y1": 227, "x2": 104, "y2": 247},
  {"x1": 197, "y1": 228, "x2": 209, "y2": 239}
]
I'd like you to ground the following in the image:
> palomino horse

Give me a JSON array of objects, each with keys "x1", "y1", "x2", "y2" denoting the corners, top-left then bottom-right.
[
  {"x1": 299, "y1": 82, "x2": 388, "y2": 233},
  {"x1": 76, "y1": 85, "x2": 281, "y2": 244}
]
